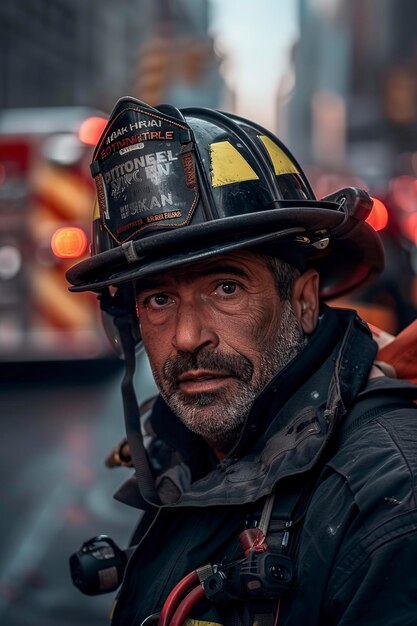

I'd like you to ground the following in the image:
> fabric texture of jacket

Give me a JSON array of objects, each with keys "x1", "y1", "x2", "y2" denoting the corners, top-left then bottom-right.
[{"x1": 111, "y1": 305, "x2": 417, "y2": 626}]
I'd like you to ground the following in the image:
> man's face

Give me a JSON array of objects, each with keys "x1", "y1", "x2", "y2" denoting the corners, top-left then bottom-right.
[{"x1": 135, "y1": 251, "x2": 306, "y2": 451}]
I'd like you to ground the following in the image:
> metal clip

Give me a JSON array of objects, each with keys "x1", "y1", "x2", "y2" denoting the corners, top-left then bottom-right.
[{"x1": 311, "y1": 237, "x2": 330, "y2": 250}]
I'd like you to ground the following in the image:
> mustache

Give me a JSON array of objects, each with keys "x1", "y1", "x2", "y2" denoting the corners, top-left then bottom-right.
[{"x1": 163, "y1": 350, "x2": 254, "y2": 385}]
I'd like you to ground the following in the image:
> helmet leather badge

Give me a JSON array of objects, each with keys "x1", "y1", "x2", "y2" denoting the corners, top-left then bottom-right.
[{"x1": 91, "y1": 100, "x2": 199, "y2": 244}]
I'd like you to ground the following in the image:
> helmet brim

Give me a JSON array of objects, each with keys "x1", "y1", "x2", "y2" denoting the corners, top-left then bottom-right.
[{"x1": 67, "y1": 204, "x2": 384, "y2": 300}]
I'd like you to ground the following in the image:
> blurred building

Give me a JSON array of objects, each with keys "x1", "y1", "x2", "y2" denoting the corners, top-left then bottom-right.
[
  {"x1": 0, "y1": 0, "x2": 143, "y2": 112},
  {"x1": 0, "y1": 0, "x2": 224, "y2": 113},
  {"x1": 281, "y1": 0, "x2": 417, "y2": 331},
  {"x1": 284, "y1": 0, "x2": 417, "y2": 187},
  {"x1": 132, "y1": 0, "x2": 224, "y2": 108}
]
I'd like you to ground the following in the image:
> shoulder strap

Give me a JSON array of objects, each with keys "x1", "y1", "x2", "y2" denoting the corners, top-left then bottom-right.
[{"x1": 337, "y1": 391, "x2": 416, "y2": 444}]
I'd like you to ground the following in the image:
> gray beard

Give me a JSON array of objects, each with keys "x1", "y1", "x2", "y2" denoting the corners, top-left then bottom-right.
[{"x1": 154, "y1": 301, "x2": 306, "y2": 451}]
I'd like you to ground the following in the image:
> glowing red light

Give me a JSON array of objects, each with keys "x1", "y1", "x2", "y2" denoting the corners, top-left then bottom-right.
[
  {"x1": 78, "y1": 116, "x2": 108, "y2": 146},
  {"x1": 366, "y1": 197, "x2": 389, "y2": 231},
  {"x1": 51, "y1": 227, "x2": 88, "y2": 259}
]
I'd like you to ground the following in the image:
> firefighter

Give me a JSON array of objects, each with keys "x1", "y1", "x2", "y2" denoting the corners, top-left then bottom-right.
[{"x1": 67, "y1": 97, "x2": 417, "y2": 626}]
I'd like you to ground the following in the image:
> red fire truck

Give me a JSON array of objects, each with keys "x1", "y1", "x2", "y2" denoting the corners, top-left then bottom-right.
[{"x1": 0, "y1": 107, "x2": 110, "y2": 360}]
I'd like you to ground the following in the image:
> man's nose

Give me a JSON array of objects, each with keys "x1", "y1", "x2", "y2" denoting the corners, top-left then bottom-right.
[{"x1": 172, "y1": 301, "x2": 219, "y2": 353}]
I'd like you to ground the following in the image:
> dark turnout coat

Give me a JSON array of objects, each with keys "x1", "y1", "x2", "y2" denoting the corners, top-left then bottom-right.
[{"x1": 111, "y1": 306, "x2": 417, "y2": 626}]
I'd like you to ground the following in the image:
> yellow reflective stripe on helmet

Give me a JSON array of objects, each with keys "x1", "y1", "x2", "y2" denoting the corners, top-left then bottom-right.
[
  {"x1": 210, "y1": 141, "x2": 259, "y2": 187},
  {"x1": 183, "y1": 620, "x2": 223, "y2": 626},
  {"x1": 259, "y1": 135, "x2": 299, "y2": 176}
]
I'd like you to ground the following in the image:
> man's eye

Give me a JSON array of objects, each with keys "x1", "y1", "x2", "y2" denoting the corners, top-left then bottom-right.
[
  {"x1": 215, "y1": 281, "x2": 240, "y2": 296},
  {"x1": 146, "y1": 293, "x2": 171, "y2": 308}
]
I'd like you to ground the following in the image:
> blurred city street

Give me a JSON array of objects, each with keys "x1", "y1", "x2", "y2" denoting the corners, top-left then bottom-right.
[{"x1": 0, "y1": 360, "x2": 139, "y2": 626}]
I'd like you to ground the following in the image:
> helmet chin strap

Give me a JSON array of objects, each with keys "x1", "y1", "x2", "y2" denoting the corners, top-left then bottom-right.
[{"x1": 113, "y1": 311, "x2": 161, "y2": 506}]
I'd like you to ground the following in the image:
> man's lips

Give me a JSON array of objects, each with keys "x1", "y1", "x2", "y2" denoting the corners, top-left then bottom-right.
[{"x1": 176, "y1": 370, "x2": 234, "y2": 392}]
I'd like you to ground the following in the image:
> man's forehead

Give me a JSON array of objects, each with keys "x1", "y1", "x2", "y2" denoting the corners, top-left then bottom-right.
[{"x1": 135, "y1": 250, "x2": 269, "y2": 289}]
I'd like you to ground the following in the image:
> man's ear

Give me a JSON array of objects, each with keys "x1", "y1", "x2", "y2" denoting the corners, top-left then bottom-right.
[{"x1": 291, "y1": 269, "x2": 320, "y2": 335}]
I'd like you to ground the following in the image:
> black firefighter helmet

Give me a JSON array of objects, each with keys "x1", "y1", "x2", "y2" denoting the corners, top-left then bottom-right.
[{"x1": 67, "y1": 96, "x2": 384, "y2": 304}]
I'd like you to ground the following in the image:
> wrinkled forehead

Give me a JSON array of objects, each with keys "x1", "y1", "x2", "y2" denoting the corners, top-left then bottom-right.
[{"x1": 134, "y1": 250, "x2": 274, "y2": 291}]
